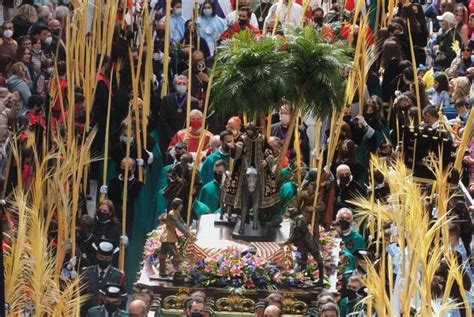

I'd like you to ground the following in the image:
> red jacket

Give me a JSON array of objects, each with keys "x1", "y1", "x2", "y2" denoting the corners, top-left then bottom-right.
[{"x1": 221, "y1": 22, "x2": 260, "y2": 39}]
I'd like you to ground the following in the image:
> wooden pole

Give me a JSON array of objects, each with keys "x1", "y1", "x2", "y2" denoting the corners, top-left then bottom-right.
[
  {"x1": 101, "y1": 70, "x2": 114, "y2": 201},
  {"x1": 406, "y1": 20, "x2": 422, "y2": 123},
  {"x1": 186, "y1": 26, "x2": 194, "y2": 133},
  {"x1": 160, "y1": 0, "x2": 172, "y2": 97},
  {"x1": 186, "y1": 66, "x2": 215, "y2": 226},
  {"x1": 119, "y1": 114, "x2": 133, "y2": 271}
]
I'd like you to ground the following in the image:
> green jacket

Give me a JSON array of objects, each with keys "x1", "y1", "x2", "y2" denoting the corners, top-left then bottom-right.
[
  {"x1": 199, "y1": 150, "x2": 230, "y2": 185},
  {"x1": 197, "y1": 180, "x2": 222, "y2": 214},
  {"x1": 341, "y1": 230, "x2": 366, "y2": 256}
]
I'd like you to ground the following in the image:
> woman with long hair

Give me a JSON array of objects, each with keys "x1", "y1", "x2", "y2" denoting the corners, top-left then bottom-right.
[
  {"x1": 15, "y1": 46, "x2": 33, "y2": 85},
  {"x1": 6, "y1": 62, "x2": 31, "y2": 113},
  {"x1": 197, "y1": 0, "x2": 226, "y2": 56},
  {"x1": 401, "y1": 3, "x2": 429, "y2": 65},
  {"x1": 180, "y1": 20, "x2": 211, "y2": 59},
  {"x1": 12, "y1": 4, "x2": 37, "y2": 41},
  {"x1": 454, "y1": 4, "x2": 469, "y2": 44},
  {"x1": 91, "y1": 200, "x2": 121, "y2": 247},
  {"x1": 426, "y1": 72, "x2": 451, "y2": 109},
  {"x1": 381, "y1": 39, "x2": 403, "y2": 103}
]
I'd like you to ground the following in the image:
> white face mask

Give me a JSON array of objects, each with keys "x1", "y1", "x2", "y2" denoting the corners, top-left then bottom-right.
[
  {"x1": 279, "y1": 113, "x2": 290, "y2": 126},
  {"x1": 44, "y1": 36, "x2": 53, "y2": 46},
  {"x1": 3, "y1": 30, "x2": 13, "y2": 39},
  {"x1": 120, "y1": 135, "x2": 135, "y2": 144}
]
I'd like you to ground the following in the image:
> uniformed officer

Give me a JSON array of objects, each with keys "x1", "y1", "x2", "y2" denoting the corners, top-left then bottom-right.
[
  {"x1": 86, "y1": 284, "x2": 127, "y2": 317},
  {"x1": 81, "y1": 240, "x2": 125, "y2": 315}
]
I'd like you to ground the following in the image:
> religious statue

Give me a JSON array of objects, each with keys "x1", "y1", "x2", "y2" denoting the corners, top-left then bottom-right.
[
  {"x1": 283, "y1": 207, "x2": 324, "y2": 287},
  {"x1": 222, "y1": 123, "x2": 280, "y2": 234},
  {"x1": 295, "y1": 168, "x2": 333, "y2": 235},
  {"x1": 163, "y1": 153, "x2": 202, "y2": 220},
  {"x1": 158, "y1": 198, "x2": 195, "y2": 278}
]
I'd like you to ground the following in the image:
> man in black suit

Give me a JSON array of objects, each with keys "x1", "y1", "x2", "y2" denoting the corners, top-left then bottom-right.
[
  {"x1": 81, "y1": 240, "x2": 125, "y2": 315},
  {"x1": 158, "y1": 75, "x2": 199, "y2": 154},
  {"x1": 334, "y1": 164, "x2": 367, "y2": 213}
]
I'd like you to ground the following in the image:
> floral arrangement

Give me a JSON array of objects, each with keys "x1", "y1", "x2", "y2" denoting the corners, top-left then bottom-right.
[
  {"x1": 143, "y1": 226, "x2": 337, "y2": 290},
  {"x1": 187, "y1": 247, "x2": 307, "y2": 289}
]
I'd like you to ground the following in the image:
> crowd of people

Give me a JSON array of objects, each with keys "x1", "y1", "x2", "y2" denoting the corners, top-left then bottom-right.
[{"x1": 0, "y1": 0, "x2": 473, "y2": 316}]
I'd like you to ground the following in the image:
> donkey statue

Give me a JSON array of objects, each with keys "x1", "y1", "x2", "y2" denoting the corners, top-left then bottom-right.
[{"x1": 238, "y1": 166, "x2": 260, "y2": 234}]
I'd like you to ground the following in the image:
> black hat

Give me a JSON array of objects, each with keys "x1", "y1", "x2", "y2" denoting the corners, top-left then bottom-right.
[
  {"x1": 96, "y1": 240, "x2": 115, "y2": 256},
  {"x1": 100, "y1": 284, "x2": 126, "y2": 299}
]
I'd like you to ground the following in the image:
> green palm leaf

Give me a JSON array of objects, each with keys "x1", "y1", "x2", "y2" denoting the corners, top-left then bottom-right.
[
  {"x1": 284, "y1": 26, "x2": 352, "y2": 118},
  {"x1": 211, "y1": 31, "x2": 289, "y2": 117}
]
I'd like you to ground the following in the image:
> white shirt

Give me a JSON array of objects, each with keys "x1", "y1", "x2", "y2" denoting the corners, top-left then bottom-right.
[{"x1": 265, "y1": 1, "x2": 303, "y2": 26}]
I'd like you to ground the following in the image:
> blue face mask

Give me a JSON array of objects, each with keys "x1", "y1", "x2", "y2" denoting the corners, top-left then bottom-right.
[
  {"x1": 176, "y1": 84, "x2": 187, "y2": 95},
  {"x1": 174, "y1": 8, "x2": 182, "y2": 16},
  {"x1": 203, "y1": 8, "x2": 213, "y2": 16}
]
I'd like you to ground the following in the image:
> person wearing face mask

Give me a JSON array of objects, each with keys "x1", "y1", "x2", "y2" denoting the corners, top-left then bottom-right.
[
  {"x1": 158, "y1": 75, "x2": 200, "y2": 154},
  {"x1": 110, "y1": 120, "x2": 154, "y2": 169},
  {"x1": 167, "y1": 109, "x2": 214, "y2": 154},
  {"x1": 86, "y1": 284, "x2": 127, "y2": 317},
  {"x1": 0, "y1": 22, "x2": 17, "y2": 60},
  {"x1": 29, "y1": 38, "x2": 44, "y2": 78},
  {"x1": 337, "y1": 275, "x2": 365, "y2": 316},
  {"x1": 180, "y1": 50, "x2": 210, "y2": 103},
  {"x1": 336, "y1": 208, "x2": 366, "y2": 256},
  {"x1": 160, "y1": 0, "x2": 186, "y2": 44},
  {"x1": 81, "y1": 241, "x2": 125, "y2": 315},
  {"x1": 226, "y1": 0, "x2": 259, "y2": 29},
  {"x1": 312, "y1": 7, "x2": 334, "y2": 41},
  {"x1": 221, "y1": 6, "x2": 260, "y2": 39},
  {"x1": 200, "y1": 130, "x2": 232, "y2": 185},
  {"x1": 334, "y1": 164, "x2": 367, "y2": 212},
  {"x1": 271, "y1": 104, "x2": 310, "y2": 164},
  {"x1": 91, "y1": 201, "x2": 121, "y2": 250},
  {"x1": 197, "y1": 159, "x2": 228, "y2": 215},
  {"x1": 197, "y1": 0, "x2": 226, "y2": 56},
  {"x1": 105, "y1": 158, "x2": 143, "y2": 238},
  {"x1": 46, "y1": 19, "x2": 66, "y2": 59}
]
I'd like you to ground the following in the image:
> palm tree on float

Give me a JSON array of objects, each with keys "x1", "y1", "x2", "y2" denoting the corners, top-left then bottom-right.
[{"x1": 211, "y1": 26, "x2": 351, "y2": 168}]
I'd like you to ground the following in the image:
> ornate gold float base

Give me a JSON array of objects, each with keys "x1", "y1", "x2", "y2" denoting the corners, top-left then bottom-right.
[{"x1": 135, "y1": 275, "x2": 319, "y2": 316}]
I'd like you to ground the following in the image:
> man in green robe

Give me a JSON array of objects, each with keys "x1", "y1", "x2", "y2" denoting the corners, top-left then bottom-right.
[
  {"x1": 199, "y1": 130, "x2": 232, "y2": 185},
  {"x1": 336, "y1": 208, "x2": 367, "y2": 256},
  {"x1": 197, "y1": 159, "x2": 227, "y2": 215},
  {"x1": 154, "y1": 142, "x2": 188, "y2": 218}
]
